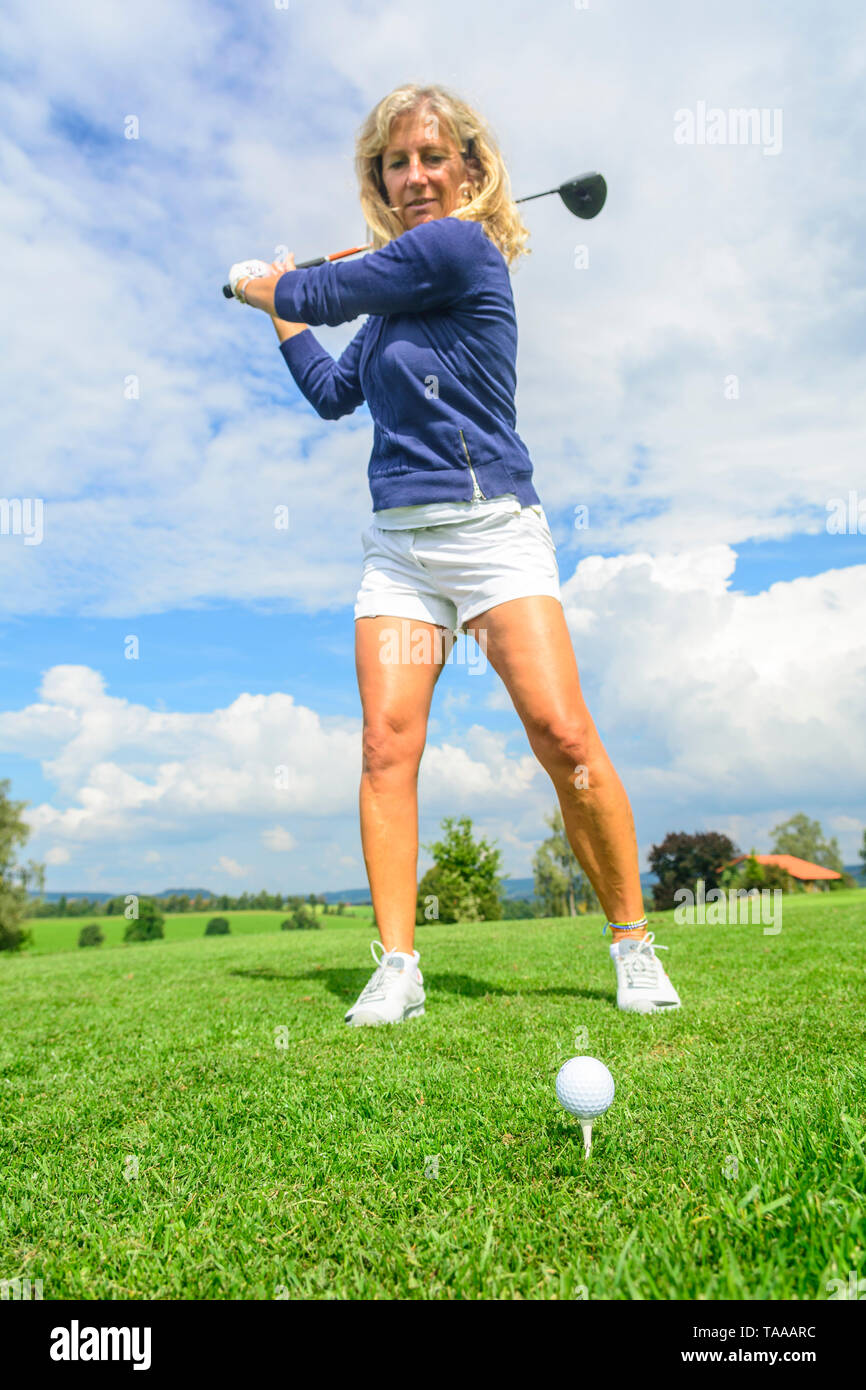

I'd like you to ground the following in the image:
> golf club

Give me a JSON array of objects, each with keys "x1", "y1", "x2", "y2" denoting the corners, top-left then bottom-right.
[{"x1": 221, "y1": 172, "x2": 607, "y2": 298}]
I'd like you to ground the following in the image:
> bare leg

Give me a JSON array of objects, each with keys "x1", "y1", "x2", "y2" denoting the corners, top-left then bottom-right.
[
  {"x1": 463, "y1": 597, "x2": 644, "y2": 924},
  {"x1": 354, "y1": 616, "x2": 454, "y2": 953}
]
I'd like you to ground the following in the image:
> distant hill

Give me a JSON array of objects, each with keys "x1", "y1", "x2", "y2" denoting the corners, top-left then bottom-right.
[
  {"x1": 323, "y1": 871, "x2": 659, "y2": 906},
  {"x1": 32, "y1": 888, "x2": 216, "y2": 905},
  {"x1": 36, "y1": 863, "x2": 858, "y2": 911},
  {"x1": 155, "y1": 889, "x2": 215, "y2": 898},
  {"x1": 33, "y1": 890, "x2": 117, "y2": 904}
]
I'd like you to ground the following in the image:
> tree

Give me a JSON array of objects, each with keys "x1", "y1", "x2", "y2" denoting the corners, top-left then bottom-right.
[
  {"x1": 720, "y1": 853, "x2": 798, "y2": 895},
  {"x1": 500, "y1": 897, "x2": 537, "y2": 921},
  {"x1": 860, "y1": 829, "x2": 866, "y2": 881},
  {"x1": 281, "y1": 903, "x2": 320, "y2": 931},
  {"x1": 78, "y1": 923, "x2": 104, "y2": 948},
  {"x1": 532, "y1": 806, "x2": 599, "y2": 917},
  {"x1": 416, "y1": 862, "x2": 480, "y2": 924},
  {"x1": 415, "y1": 815, "x2": 503, "y2": 925},
  {"x1": 0, "y1": 779, "x2": 43, "y2": 952},
  {"x1": 739, "y1": 852, "x2": 768, "y2": 892},
  {"x1": 649, "y1": 830, "x2": 739, "y2": 910},
  {"x1": 770, "y1": 813, "x2": 845, "y2": 873},
  {"x1": 123, "y1": 899, "x2": 165, "y2": 942},
  {"x1": 205, "y1": 916, "x2": 230, "y2": 935}
]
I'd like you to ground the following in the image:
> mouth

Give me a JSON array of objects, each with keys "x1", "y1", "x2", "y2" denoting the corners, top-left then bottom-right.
[{"x1": 406, "y1": 198, "x2": 436, "y2": 210}]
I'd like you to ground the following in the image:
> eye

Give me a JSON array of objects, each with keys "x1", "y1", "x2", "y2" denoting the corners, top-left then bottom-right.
[{"x1": 387, "y1": 152, "x2": 448, "y2": 168}]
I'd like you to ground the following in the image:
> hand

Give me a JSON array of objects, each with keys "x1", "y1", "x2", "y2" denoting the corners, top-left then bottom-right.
[
  {"x1": 271, "y1": 251, "x2": 297, "y2": 276},
  {"x1": 228, "y1": 258, "x2": 271, "y2": 303}
]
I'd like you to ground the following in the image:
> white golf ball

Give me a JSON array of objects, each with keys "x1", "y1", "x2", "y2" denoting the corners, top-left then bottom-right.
[{"x1": 555, "y1": 1056, "x2": 615, "y2": 1120}]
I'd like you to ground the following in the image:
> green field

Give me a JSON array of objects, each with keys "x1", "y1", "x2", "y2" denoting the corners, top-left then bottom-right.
[
  {"x1": 1, "y1": 891, "x2": 864, "y2": 1299},
  {"x1": 21, "y1": 905, "x2": 375, "y2": 955}
]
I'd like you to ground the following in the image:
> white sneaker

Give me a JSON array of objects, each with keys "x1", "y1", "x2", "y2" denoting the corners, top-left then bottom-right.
[
  {"x1": 344, "y1": 940, "x2": 426, "y2": 1027},
  {"x1": 610, "y1": 932, "x2": 682, "y2": 1013}
]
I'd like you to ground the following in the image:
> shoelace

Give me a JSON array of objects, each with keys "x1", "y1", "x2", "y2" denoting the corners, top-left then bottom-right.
[
  {"x1": 355, "y1": 940, "x2": 408, "y2": 1005},
  {"x1": 621, "y1": 931, "x2": 669, "y2": 990}
]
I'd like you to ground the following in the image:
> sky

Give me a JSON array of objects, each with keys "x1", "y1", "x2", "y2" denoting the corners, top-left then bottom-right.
[{"x1": 0, "y1": 0, "x2": 864, "y2": 896}]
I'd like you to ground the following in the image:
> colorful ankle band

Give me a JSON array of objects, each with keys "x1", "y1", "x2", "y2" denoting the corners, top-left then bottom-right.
[{"x1": 602, "y1": 917, "x2": 648, "y2": 936}]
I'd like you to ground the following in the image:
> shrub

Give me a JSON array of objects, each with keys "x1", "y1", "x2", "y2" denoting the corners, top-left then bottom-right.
[
  {"x1": 78, "y1": 922, "x2": 104, "y2": 948},
  {"x1": 0, "y1": 919, "x2": 31, "y2": 952},
  {"x1": 281, "y1": 905, "x2": 320, "y2": 931},
  {"x1": 123, "y1": 899, "x2": 165, "y2": 942},
  {"x1": 205, "y1": 916, "x2": 230, "y2": 935},
  {"x1": 720, "y1": 855, "x2": 799, "y2": 895},
  {"x1": 416, "y1": 863, "x2": 488, "y2": 924}
]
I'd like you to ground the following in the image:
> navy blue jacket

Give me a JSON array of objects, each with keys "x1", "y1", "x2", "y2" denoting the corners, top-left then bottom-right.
[{"x1": 274, "y1": 216, "x2": 541, "y2": 512}]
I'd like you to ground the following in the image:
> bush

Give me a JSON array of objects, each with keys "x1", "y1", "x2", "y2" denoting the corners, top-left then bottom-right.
[
  {"x1": 123, "y1": 899, "x2": 165, "y2": 942},
  {"x1": 78, "y1": 922, "x2": 104, "y2": 948},
  {"x1": 416, "y1": 863, "x2": 492, "y2": 924},
  {"x1": 828, "y1": 875, "x2": 856, "y2": 891},
  {"x1": 281, "y1": 905, "x2": 321, "y2": 931},
  {"x1": 205, "y1": 916, "x2": 230, "y2": 935},
  {"x1": 0, "y1": 919, "x2": 31, "y2": 952},
  {"x1": 719, "y1": 854, "x2": 799, "y2": 895}
]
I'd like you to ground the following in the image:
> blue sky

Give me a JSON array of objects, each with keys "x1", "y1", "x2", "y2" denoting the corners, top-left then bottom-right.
[{"x1": 0, "y1": 0, "x2": 864, "y2": 895}]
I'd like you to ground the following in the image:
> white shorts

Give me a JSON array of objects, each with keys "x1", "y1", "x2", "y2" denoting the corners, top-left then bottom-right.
[{"x1": 354, "y1": 506, "x2": 562, "y2": 633}]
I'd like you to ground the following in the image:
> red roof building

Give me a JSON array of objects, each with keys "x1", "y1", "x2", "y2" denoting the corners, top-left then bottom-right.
[{"x1": 728, "y1": 853, "x2": 842, "y2": 886}]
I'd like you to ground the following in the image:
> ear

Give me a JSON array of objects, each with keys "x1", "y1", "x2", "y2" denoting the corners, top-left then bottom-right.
[
  {"x1": 461, "y1": 155, "x2": 482, "y2": 199},
  {"x1": 464, "y1": 152, "x2": 482, "y2": 180}
]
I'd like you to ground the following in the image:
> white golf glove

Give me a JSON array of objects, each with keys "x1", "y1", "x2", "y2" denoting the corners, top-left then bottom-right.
[{"x1": 228, "y1": 258, "x2": 271, "y2": 303}]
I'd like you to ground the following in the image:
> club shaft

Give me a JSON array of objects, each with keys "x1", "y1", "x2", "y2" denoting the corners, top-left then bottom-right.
[
  {"x1": 222, "y1": 176, "x2": 602, "y2": 297},
  {"x1": 514, "y1": 188, "x2": 560, "y2": 205}
]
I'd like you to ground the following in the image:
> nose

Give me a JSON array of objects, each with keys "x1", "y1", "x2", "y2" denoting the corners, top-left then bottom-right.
[{"x1": 406, "y1": 154, "x2": 426, "y2": 182}]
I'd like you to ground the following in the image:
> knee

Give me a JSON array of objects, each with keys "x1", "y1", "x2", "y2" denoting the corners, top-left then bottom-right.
[
  {"x1": 528, "y1": 717, "x2": 597, "y2": 776},
  {"x1": 362, "y1": 718, "x2": 426, "y2": 777}
]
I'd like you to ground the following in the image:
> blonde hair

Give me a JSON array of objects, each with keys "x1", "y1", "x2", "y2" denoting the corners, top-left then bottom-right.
[{"x1": 354, "y1": 83, "x2": 531, "y2": 268}]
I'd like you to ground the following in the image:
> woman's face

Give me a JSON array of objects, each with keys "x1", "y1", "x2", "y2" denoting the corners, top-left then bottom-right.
[{"x1": 381, "y1": 110, "x2": 475, "y2": 231}]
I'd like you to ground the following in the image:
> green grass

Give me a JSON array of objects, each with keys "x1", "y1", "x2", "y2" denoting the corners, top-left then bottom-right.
[
  {"x1": 1, "y1": 890, "x2": 864, "y2": 1300},
  {"x1": 22, "y1": 905, "x2": 375, "y2": 955}
]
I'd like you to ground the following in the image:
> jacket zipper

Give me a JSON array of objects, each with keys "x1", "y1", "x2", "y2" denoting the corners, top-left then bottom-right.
[{"x1": 459, "y1": 428, "x2": 486, "y2": 500}]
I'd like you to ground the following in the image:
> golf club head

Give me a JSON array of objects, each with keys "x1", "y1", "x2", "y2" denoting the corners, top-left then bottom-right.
[{"x1": 559, "y1": 173, "x2": 607, "y2": 220}]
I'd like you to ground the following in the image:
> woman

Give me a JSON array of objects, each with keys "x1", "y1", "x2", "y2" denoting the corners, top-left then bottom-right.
[{"x1": 230, "y1": 83, "x2": 681, "y2": 1024}]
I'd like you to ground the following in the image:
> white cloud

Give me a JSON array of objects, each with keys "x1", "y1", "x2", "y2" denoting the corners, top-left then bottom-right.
[
  {"x1": 2, "y1": 547, "x2": 863, "y2": 888},
  {"x1": 262, "y1": 825, "x2": 297, "y2": 852},
  {"x1": 212, "y1": 855, "x2": 249, "y2": 880},
  {"x1": 0, "y1": 2, "x2": 863, "y2": 615},
  {"x1": 44, "y1": 846, "x2": 70, "y2": 865},
  {"x1": 559, "y1": 552, "x2": 866, "y2": 819}
]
